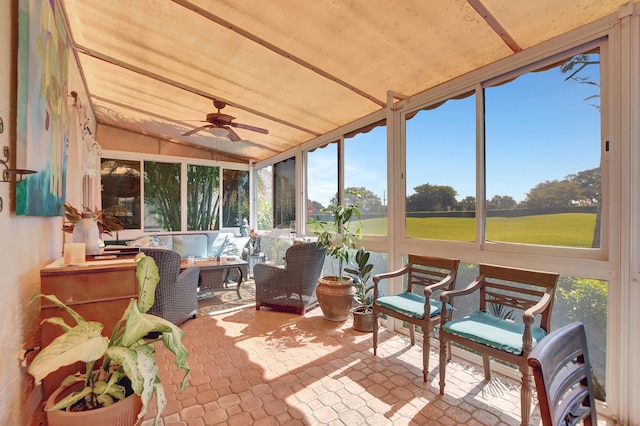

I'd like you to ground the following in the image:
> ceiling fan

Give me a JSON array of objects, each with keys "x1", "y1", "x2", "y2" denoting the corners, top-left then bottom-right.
[{"x1": 182, "y1": 99, "x2": 269, "y2": 141}]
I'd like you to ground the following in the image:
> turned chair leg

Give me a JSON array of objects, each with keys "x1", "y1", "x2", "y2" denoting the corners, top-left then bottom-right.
[
  {"x1": 373, "y1": 312, "x2": 378, "y2": 356},
  {"x1": 439, "y1": 336, "x2": 447, "y2": 394}
]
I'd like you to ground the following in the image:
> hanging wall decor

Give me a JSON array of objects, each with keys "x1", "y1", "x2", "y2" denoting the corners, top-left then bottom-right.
[{"x1": 16, "y1": 0, "x2": 69, "y2": 216}]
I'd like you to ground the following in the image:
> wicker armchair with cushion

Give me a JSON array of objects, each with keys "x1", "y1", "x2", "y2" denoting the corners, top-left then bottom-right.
[
  {"x1": 141, "y1": 248, "x2": 200, "y2": 325},
  {"x1": 254, "y1": 242, "x2": 326, "y2": 315}
]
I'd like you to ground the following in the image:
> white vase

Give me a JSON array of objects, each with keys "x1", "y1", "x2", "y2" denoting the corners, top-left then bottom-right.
[{"x1": 73, "y1": 212, "x2": 100, "y2": 255}]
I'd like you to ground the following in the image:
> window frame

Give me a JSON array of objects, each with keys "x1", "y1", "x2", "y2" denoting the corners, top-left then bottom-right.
[{"x1": 100, "y1": 150, "x2": 249, "y2": 239}]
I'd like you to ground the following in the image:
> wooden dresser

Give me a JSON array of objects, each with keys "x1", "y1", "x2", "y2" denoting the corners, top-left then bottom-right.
[{"x1": 39, "y1": 259, "x2": 139, "y2": 398}]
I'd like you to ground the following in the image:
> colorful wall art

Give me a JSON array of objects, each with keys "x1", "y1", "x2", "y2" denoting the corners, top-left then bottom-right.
[{"x1": 16, "y1": 0, "x2": 69, "y2": 216}]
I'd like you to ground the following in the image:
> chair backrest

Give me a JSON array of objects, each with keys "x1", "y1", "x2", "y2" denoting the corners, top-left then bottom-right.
[
  {"x1": 477, "y1": 264, "x2": 559, "y2": 332},
  {"x1": 140, "y1": 248, "x2": 181, "y2": 288},
  {"x1": 284, "y1": 242, "x2": 326, "y2": 289},
  {"x1": 406, "y1": 254, "x2": 459, "y2": 295},
  {"x1": 527, "y1": 322, "x2": 597, "y2": 426}
]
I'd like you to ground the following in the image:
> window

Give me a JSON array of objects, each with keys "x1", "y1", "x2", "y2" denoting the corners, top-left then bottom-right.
[
  {"x1": 273, "y1": 157, "x2": 296, "y2": 229},
  {"x1": 345, "y1": 122, "x2": 387, "y2": 235},
  {"x1": 256, "y1": 165, "x2": 274, "y2": 231},
  {"x1": 484, "y1": 51, "x2": 601, "y2": 248},
  {"x1": 306, "y1": 142, "x2": 337, "y2": 231},
  {"x1": 187, "y1": 164, "x2": 219, "y2": 231},
  {"x1": 222, "y1": 169, "x2": 249, "y2": 229},
  {"x1": 100, "y1": 158, "x2": 141, "y2": 229},
  {"x1": 143, "y1": 161, "x2": 181, "y2": 231},
  {"x1": 405, "y1": 93, "x2": 476, "y2": 241}
]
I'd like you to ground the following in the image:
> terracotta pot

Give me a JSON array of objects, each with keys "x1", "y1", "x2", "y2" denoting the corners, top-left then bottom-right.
[
  {"x1": 316, "y1": 276, "x2": 355, "y2": 321},
  {"x1": 45, "y1": 380, "x2": 143, "y2": 426},
  {"x1": 351, "y1": 306, "x2": 374, "y2": 332}
]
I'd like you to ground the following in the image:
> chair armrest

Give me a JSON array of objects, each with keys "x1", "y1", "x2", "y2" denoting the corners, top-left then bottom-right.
[
  {"x1": 440, "y1": 275, "x2": 484, "y2": 304},
  {"x1": 178, "y1": 265, "x2": 200, "y2": 287},
  {"x1": 523, "y1": 291, "x2": 554, "y2": 324},
  {"x1": 372, "y1": 264, "x2": 411, "y2": 298},
  {"x1": 424, "y1": 274, "x2": 455, "y2": 298},
  {"x1": 254, "y1": 262, "x2": 286, "y2": 282},
  {"x1": 439, "y1": 275, "x2": 484, "y2": 323}
]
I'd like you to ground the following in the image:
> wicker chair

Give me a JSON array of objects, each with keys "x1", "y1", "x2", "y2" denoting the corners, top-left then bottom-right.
[
  {"x1": 141, "y1": 248, "x2": 200, "y2": 325},
  {"x1": 254, "y1": 242, "x2": 326, "y2": 315}
]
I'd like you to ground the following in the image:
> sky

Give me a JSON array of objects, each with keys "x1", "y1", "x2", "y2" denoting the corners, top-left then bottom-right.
[{"x1": 306, "y1": 53, "x2": 601, "y2": 207}]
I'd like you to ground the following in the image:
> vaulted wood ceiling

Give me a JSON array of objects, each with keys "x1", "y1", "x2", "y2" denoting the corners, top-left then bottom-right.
[{"x1": 61, "y1": 0, "x2": 629, "y2": 162}]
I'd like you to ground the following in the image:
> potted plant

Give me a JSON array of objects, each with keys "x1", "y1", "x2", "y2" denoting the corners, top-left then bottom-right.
[
  {"x1": 27, "y1": 252, "x2": 189, "y2": 426},
  {"x1": 62, "y1": 202, "x2": 126, "y2": 237},
  {"x1": 311, "y1": 190, "x2": 363, "y2": 321},
  {"x1": 345, "y1": 247, "x2": 374, "y2": 332}
]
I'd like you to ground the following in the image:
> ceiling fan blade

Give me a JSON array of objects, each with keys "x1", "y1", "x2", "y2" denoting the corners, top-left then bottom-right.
[
  {"x1": 229, "y1": 122, "x2": 269, "y2": 134},
  {"x1": 182, "y1": 125, "x2": 212, "y2": 137},
  {"x1": 226, "y1": 127, "x2": 242, "y2": 142}
]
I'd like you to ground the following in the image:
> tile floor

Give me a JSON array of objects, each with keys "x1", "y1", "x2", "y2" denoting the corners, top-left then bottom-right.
[
  {"x1": 31, "y1": 304, "x2": 613, "y2": 425},
  {"x1": 140, "y1": 306, "x2": 536, "y2": 426}
]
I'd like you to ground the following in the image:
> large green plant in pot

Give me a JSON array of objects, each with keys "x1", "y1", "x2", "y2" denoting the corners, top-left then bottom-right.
[
  {"x1": 27, "y1": 252, "x2": 189, "y2": 426},
  {"x1": 311, "y1": 191, "x2": 363, "y2": 321},
  {"x1": 345, "y1": 247, "x2": 375, "y2": 331}
]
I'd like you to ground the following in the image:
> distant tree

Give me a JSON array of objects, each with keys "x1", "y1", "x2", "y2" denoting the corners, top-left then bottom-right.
[
  {"x1": 486, "y1": 195, "x2": 517, "y2": 210},
  {"x1": 406, "y1": 183, "x2": 458, "y2": 212},
  {"x1": 307, "y1": 200, "x2": 324, "y2": 217},
  {"x1": 458, "y1": 196, "x2": 476, "y2": 211},
  {"x1": 566, "y1": 167, "x2": 600, "y2": 206},
  {"x1": 329, "y1": 187, "x2": 384, "y2": 214},
  {"x1": 520, "y1": 180, "x2": 583, "y2": 209}
]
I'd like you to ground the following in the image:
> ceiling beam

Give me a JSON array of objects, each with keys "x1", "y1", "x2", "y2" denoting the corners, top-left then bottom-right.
[
  {"x1": 72, "y1": 46, "x2": 321, "y2": 137},
  {"x1": 467, "y1": 0, "x2": 522, "y2": 53},
  {"x1": 172, "y1": 0, "x2": 387, "y2": 108}
]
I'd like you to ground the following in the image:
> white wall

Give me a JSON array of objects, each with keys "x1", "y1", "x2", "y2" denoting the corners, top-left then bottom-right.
[{"x1": 0, "y1": 1, "x2": 86, "y2": 423}]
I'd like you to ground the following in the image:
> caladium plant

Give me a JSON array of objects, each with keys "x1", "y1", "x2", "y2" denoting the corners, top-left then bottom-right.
[{"x1": 27, "y1": 252, "x2": 190, "y2": 425}]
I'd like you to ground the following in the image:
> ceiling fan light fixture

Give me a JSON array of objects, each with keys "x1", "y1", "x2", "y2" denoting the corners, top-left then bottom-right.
[{"x1": 210, "y1": 127, "x2": 229, "y2": 138}]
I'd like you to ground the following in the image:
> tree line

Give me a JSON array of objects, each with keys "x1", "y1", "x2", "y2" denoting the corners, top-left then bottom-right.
[{"x1": 309, "y1": 167, "x2": 600, "y2": 214}]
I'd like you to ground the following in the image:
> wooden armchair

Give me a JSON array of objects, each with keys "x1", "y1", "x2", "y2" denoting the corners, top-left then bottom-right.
[
  {"x1": 372, "y1": 255, "x2": 459, "y2": 382},
  {"x1": 527, "y1": 322, "x2": 597, "y2": 426},
  {"x1": 438, "y1": 264, "x2": 559, "y2": 426}
]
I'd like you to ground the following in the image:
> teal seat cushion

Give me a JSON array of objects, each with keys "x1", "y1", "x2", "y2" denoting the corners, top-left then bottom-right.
[
  {"x1": 443, "y1": 310, "x2": 547, "y2": 355},
  {"x1": 375, "y1": 292, "x2": 449, "y2": 319}
]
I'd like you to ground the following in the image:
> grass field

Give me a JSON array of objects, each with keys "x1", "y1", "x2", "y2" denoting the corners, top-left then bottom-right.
[{"x1": 312, "y1": 212, "x2": 598, "y2": 248}]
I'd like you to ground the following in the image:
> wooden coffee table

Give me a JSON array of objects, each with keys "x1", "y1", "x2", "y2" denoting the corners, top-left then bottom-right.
[{"x1": 183, "y1": 258, "x2": 248, "y2": 299}]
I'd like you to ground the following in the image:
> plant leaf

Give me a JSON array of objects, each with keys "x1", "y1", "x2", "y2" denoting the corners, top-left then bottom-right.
[
  {"x1": 28, "y1": 322, "x2": 108, "y2": 385},
  {"x1": 46, "y1": 385, "x2": 93, "y2": 412},
  {"x1": 135, "y1": 253, "x2": 160, "y2": 313},
  {"x1": 31, "y1": 293, "x2": 86, "y2": 326}
]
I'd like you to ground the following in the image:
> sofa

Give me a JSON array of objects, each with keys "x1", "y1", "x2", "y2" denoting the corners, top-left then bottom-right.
[{"x1": 126, "y1": 231, "x2": 250, "y2": 278}]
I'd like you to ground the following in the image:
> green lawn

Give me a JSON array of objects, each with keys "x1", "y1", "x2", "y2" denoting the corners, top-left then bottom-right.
[{"x1": 313, "y1": 213, "x2": 597, "y2": 248}]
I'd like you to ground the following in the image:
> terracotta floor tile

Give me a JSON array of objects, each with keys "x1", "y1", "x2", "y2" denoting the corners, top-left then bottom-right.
[{"x1": 33, "y1": 305, "x2": 615, "y2": 426}]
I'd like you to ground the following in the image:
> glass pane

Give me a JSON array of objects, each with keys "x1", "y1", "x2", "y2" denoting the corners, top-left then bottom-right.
[
  {"x1": 273, "y1": 157, "x2": 296, "y2": 229},
  {"x1": 144, "y1": 161, "x2": 181, "y2": 231},
  {"x1": 100, "y1": 158, "x2": 141, "y2": 229},
  {"x1": 222, "y1": 169, "x2": 249, "y2": 229},
  {"x1": 306, "y1": 143, "x2": 337, "y2": 232},
  {"x1": 405, "y1": 93, "x2": 476, "y2": 241},
  {"x1": 345, "y1": 123, "x2": 387, "y2": 235},
  {"x1": 552, "y1": 276, "x2": 608, "y2": 401},
  {"x1": 485, "y1": 51, "x2": 601, "y2": 248},
  {"x1": 187, "y1": 164, "x2": 219, "y2": 231},
  {"x1": 256, "y1": 166, "x2": 273, "y2": 231}
]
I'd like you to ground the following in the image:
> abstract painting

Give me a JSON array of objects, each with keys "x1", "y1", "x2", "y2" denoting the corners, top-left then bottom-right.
[{"x1": 16, "y1": 0, "x2": 69, "y2": 216}]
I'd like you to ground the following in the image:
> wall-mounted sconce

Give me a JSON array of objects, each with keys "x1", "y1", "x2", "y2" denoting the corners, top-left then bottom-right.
[{"x1": 0, "y1": 145, "x2": 37, "y2": 212}]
